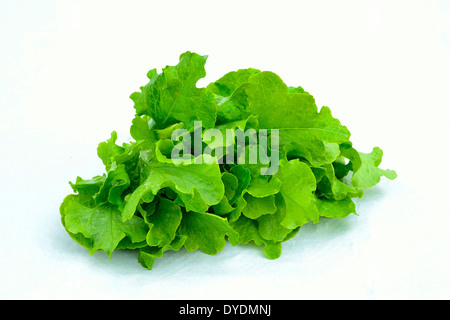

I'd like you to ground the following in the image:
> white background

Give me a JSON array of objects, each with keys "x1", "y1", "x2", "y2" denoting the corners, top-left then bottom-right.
[{"x1": 1, "y1": 0, "x2": 449, "y2": 300}]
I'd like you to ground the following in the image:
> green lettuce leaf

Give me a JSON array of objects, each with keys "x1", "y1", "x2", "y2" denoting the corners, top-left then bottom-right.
[
  {"x1": 230, "y1": 215, "x2": 282, "y2": 260},
  {"x1": 145, "y1": 198, "x2": 183, "y2": 247},
  {"x1": 257, "y1": 193, "x2": 295, "y2": 242},
  {"x1": 61, "y1": 195, "x2": 148, "y2": 257},
  {"x1": 275, "y1": 159, "x2": 319, "y2": 229},
  {"x1": 207, "y1": 68, "x2": 260, "y2": 124},
  {"x1": 121, "y1": 141, "x2": 224, "y2": 221},
  {"x1": 94, "y1": 162, "x2": 130, "y2": 210},
  {"x1": 130, "y1": 51, "x2": 217, "y2": 130},
  {"x1": 138, "y1": 236, "x2": 186, "y2": 270},
  {"x1": 179, "y1": 211, "x2": 239, "y2": 255},
  {"x1": 316, "y1": 196, "x2": 356, "y2": 219},
  {"x1": 352, "y1": 147, "x2": 397, "y2": 188},
  {"x1": 245, "y1": 72, "x2": 350, "y2": 166},
  {"x1": 242, "y1": 194, "x2": 277, "y2": 219}
]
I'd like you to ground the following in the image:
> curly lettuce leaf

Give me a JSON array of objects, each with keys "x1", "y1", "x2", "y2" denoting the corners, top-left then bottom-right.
[
  {"x1": 130, "y1": 52, "x2": 217, "y2": 130},
  {"x1": 256, "y1": 193, "x2": 295, "y2": 242},
  {"x1": 61, "y1": 195, "x2": 148, "y2": 257},
  {"x1": 138, "y1": 235, "x2": 186, "y2": 270},
  {"x1": 242, "y1": 194, "x2": 277, "y2": 219},
  {"x1": 316, "y1": 196, "x2": 356, "y2": 219},
  {"x1": 179, "y1": 211, "x2": 239, "y2": 255},
  {"x1": 231, "y1": 215, "x2": 282, "y2": 260},
  {"x1": 352, "y1": 147, "x2": 397, "y2": 189},
  {"x1": 245, "y1": 72, "x2": 350, "y2": 166},
  {"x1": 69, "y1": 175, "x2": 105, "y2": 206},
  {"x1": 121, "y1": 141, "x2": 224, "y2": 221},
  {"x1": 145, "y1": 198, "x2": 183, "y2": 247},
  {"x1": 312, "y1": 163, "x2": 363, "y2": 200},
  {"x1": 275, "y1": 159, "x2": 319, "y2": 229},
  {"x1": 207, "y1": 68, "x2": 260, "y2": 124},
  {"x1": 94, "y1": 162, "x2": 130, "y2": 210}
]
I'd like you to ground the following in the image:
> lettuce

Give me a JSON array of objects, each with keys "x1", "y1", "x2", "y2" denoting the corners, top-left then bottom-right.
[{"x1": 60, "y1": 51, "x2": 396, "y2": 269}]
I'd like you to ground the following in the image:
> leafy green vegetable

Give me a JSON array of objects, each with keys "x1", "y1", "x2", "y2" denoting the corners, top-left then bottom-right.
[
  {"x1": 60, "y1": 51, "x2": 396, "y2": 269},
  {"x1": 61, "y1": 195, "x2": 148, "y2": 257},
  {"x1": 130, "y1": 52, "x2": 217, "y2": 130}
]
